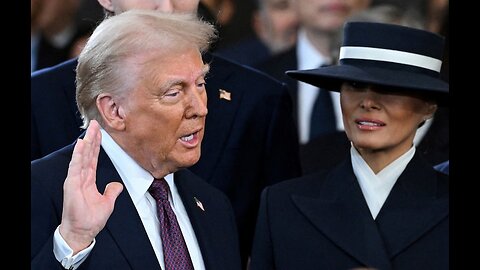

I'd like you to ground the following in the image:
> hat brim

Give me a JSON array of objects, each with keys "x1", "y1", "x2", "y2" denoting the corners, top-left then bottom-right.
[{"x1": 286, "y1": 64, "x2": 449, "y2": 105}]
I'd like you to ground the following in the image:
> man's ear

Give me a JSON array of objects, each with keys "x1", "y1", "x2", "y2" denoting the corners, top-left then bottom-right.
[
  {"x1": 97, "y1": 0, "x2": 114, "y2": 13},
  {"x1": 96, "y1": 93, "x2": 126, "y2": 131}
]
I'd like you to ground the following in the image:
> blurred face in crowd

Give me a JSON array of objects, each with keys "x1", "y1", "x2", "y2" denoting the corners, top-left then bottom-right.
[
  {"x1": 97, "y1": 0, "x2": 200, "y2": 14},
  {"x1": 31, "y1": 0, "x2": 42, "y2": 24},
  {"x1": 253, "y1": 0, "x2": 299, "y2": 53},
  {"x1": 202, "y1": 0, "x2": 235, "y2": 25},
  {"x1": 293, "y1": 0, "x2": 371, "y2": 33},
  {"x1": 32, "y1": 0, "x2": 80, "y2": 34},
  {"x1": 340, "y1": 82, "x2": 436, "y2": 161},
  {"x1": 106, "y1": 46, "x2": 209, "y2": 177}
]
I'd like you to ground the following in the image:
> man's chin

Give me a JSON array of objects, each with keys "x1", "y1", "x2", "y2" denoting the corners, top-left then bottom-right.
[{"x1": 179, "y1": 154, "x2": 201, "y2": 168}]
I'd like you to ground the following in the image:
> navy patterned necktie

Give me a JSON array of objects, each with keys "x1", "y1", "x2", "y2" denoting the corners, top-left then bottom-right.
[
  {"x1": 309, "y1": 64, "x2": 336, "y2": 141},
  {"x1": 149, "y1": 178, "x2": 194, "y2": 270}
]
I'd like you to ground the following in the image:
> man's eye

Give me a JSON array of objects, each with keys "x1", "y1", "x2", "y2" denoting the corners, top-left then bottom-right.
[{"x1": 164, "y1": 91, "x2": 180, "y2": 97}]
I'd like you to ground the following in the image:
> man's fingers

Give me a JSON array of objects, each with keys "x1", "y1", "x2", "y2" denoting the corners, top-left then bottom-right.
[
  {"x1": 84, "y1": 120, "x2": 100, "y2": 142},
  {"x1": 84, "y1": 120, "x2": 101, "y2": 167},
  {"x1": 66, "y1": 138, "x2": 86, "y2": 184},
  {"x1": 66, "y1": 120, "x2": 102, "y2": 187},
  {"x1": 104, "y1": 182, "x2": 124, "y2": 203},
  {"x1": 82, "y1": 120, "x2": 102, "y2": 186}
]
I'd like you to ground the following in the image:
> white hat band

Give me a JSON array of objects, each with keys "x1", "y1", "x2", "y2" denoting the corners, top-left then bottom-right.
[{"x1": 339, "y1": 46, "x2": 442, "y2": 72}]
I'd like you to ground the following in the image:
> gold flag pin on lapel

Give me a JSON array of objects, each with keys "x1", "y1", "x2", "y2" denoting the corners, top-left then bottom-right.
[
  {"x1": 194, "y1": 197, "x2": 205, "y2": 211},
  {"x1": 219, "y1": 89, "x2": 232, "y2": 101}
]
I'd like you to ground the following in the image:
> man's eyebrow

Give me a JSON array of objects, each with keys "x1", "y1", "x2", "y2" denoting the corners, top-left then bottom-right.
[{"x1": 159, "y1": 64, "x2": 211, "y2": 90}]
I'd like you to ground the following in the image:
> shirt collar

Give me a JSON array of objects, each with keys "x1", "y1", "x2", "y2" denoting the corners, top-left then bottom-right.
[
  {"x1": 100, "y1": 129, "x2": 175, "y2": 206},
  {"x1": 351, "y1": 144, "x2": 416, "y2": 178},
  {"x1": 351, "y1": 144, "x2": 416, "y2": 218},
  {"x1": 296, "y1": 29, "x2": 331, "y2": 70}
]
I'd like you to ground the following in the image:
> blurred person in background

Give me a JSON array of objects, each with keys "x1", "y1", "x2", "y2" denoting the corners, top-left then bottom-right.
[
  {"x1": 255, "y1": 0, "x2": 372, "y2": 147},
  {"x1": 216, "y1": 0, "x2": 299, "y2": 66},
  {"x1": 253, "y1": 0, "x2": 298, "y2": 54},
  {"x1": 197, "y1": 0, "x2": 235, "y2": 50},
  {"x1": 31, "y1": 0, "x2": 84, "y2": 72}
]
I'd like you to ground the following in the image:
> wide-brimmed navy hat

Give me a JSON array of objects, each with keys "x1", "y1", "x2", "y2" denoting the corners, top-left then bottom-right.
[{"x1": 286, "y1": 22, "x2": 449, "y2": 104}]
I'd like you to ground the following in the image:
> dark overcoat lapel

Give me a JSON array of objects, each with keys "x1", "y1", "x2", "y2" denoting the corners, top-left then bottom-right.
[
  {"x1": 95, "y1": 148, "x2": 161, "y2": 269},
  {"x1": 253, "y1": 152, "x2": 449, "y2": 269},
  {"x1": 375, "y1": 153, "x2": 449, "y2": 259},
  {"x1": 293, "y1": 158, "x2": 393, "y2": 270}
]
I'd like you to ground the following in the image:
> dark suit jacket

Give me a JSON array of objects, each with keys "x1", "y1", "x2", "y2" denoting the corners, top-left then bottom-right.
[
  {"x1": 31, "y1": 143, "x2": 242, "y2": 270},
  {"x1": 250, "y1": 152, "x2": 449, "y2": 270},
  {"x1": 31, "y1": 52, "x2": 302, "y2": 264},
  {"x1": 215, "y1": 36, "x2": 272, "y2": 67},
  {"x1": 34, "y1": 34, "x2": 77, "y2": 72},
  {"x1": 255, "y1": 47, "x2": 298, "y2": 126}
]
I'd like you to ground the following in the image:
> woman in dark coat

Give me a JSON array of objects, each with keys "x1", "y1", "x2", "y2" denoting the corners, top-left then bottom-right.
[{"x1": 249, "y1": 21, "x2": 449, "y2": 270}]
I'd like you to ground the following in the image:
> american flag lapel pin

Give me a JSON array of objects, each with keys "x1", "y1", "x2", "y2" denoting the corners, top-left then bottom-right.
[
  {"x1": 194, "y1": 197, "x2": 205, "y2": 211},
  {"x1": 219, "y1": 89, "x2": 232, "y2": 101}
]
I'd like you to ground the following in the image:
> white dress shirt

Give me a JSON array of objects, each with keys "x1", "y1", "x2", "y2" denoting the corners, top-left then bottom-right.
[
  {"x1": 296, "y1": 29, "x2": 344, "y2": 144},
  {"x1": 54, "y1": 129, "x2": 205, "y2": 269},
  {"x1": 351, "y1": 145, "x2": 415, "y2": 219}
]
